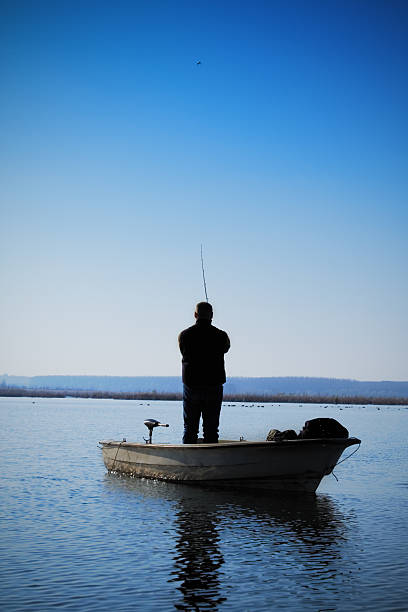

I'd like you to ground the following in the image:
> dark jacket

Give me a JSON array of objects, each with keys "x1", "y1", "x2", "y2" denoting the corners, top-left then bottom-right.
[{"x1": 178, "y1": 319, "x2": 230, "y2": 387}]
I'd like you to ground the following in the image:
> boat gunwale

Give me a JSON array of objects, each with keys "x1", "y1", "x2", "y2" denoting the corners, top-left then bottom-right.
[{"x1": 99, "y1": 437, "x2": 361, "y2": 450}]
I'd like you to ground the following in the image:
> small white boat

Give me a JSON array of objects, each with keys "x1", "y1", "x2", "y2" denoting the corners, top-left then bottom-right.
[{"x1": 100, "y1": 420, "x2": 360, "y2": 493}]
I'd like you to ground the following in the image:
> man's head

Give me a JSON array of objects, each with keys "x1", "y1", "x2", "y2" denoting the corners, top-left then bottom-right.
[{"x1": 195, "y1": 301, "x2": 213, "y2": 320}]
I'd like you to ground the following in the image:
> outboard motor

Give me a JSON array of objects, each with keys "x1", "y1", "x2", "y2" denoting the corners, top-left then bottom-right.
[{"x1": 144, "y1": 419, "x2": 169, "y2": 444}]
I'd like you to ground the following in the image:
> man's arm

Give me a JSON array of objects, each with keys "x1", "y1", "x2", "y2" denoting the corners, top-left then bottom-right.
[
  {"x1": 178, "y1": 332, "x2": 184, "y2": 354},
  {"x1": 223, "y1": 332, "x2": 230, "y2": 354}
]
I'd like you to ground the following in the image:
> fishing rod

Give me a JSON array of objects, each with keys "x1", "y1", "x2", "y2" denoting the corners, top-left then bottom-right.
[{"x1": 200, "y1": 244, "x2": 209, "y2": 302}]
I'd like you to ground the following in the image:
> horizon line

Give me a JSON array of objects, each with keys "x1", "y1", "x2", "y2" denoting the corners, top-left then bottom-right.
[{"x1": 1, "y1": 373, "x2": 407, "y2": 384}]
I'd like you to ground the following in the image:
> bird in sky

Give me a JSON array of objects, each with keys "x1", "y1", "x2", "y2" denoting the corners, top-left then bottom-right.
[{"x1": 196, "y1": 60, "x2": 201, "y2": 65}]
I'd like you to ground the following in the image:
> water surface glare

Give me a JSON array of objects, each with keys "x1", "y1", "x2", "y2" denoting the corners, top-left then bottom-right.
[{"x1": 0, "y1": 397, "x2": 407, "y2": 610}]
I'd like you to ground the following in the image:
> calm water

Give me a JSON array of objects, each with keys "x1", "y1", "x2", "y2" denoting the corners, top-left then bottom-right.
[{"x1": 0, "y1": 397, "x2": 407, "y2": 611}]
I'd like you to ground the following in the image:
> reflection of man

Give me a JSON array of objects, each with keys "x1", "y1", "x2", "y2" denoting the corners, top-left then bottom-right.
[
  {"x1": 178, "y1": 302, "x2": 230, "y2": 444},
  {"x1": 172, "y1": 505, "x2": 225, "y2": 609}
]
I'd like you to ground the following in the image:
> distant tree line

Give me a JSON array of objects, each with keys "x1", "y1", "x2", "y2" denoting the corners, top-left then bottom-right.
[
  {"x1": 0, "y1": 387, "x2": 180, "y2": 401},
  {"x1": 223, "y1": 393, "x2": 408, "y2": 406},
  {"x1": 0, "y1": 386, "x2": 407, "y2": 406},
  {"x1": 2, "y1": 375, "x2": 408, "y2": 398}
]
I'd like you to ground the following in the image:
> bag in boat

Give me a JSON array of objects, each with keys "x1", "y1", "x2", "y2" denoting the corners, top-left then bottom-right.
[
  {"x1": 266, "y1": 428, "x2": 298, "y2": 441},
  {"x1": 299, "y1": 418, "x2": 349, "y2": 439}
]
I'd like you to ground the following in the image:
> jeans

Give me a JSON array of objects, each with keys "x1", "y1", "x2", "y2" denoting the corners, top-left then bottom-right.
[{"x1": 182, "y1": 384, "x2": 223, "y2": 444}]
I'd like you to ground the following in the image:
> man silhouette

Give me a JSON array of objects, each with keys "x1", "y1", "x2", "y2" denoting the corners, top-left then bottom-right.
[{"x1": 178, "y1": 302, "x2": 230, "y2": 444}]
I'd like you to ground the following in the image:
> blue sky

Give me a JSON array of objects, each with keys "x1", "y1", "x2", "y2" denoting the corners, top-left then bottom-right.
[{"x1": 1, "y1": 0, "x2": 407, "y2": 380}]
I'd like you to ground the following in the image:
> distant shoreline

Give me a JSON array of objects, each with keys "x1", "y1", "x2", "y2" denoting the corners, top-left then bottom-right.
[{"x1": 1, "y1": 387, "x2": 407, "y2": 406}]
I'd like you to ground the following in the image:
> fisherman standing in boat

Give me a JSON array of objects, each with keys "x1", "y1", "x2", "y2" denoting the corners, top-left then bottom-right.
[{"x1": 178, "y1": 302, "x2": 230, "y2": 444}]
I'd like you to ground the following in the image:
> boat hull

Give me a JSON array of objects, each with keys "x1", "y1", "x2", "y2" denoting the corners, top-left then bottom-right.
[{"x1": 99, "y1": 438, "x2": 360, "y2": 493}]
